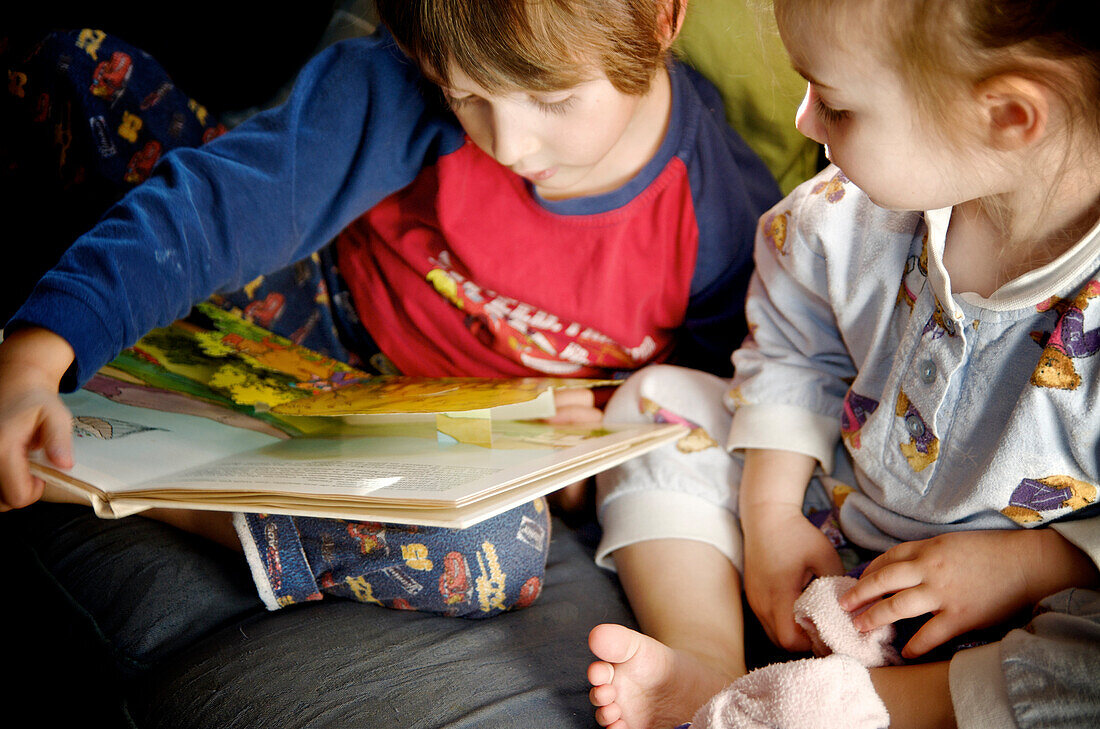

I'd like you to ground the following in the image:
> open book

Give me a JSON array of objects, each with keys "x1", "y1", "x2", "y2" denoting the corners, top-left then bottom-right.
[{"x1": 32, "y1": 304, "x2": 685, "y2": 527}]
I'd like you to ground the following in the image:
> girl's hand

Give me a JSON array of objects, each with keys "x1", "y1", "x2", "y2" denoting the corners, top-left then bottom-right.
[
  {"x1": 0, "y1": 328, "x2": 76, "y2": 511},
  {"x1": 838, "y1": 529, "x2": 1100, "y2": 659},
  {"x1": 743, "y1": 505, "x2": 845, "y2": 652}
]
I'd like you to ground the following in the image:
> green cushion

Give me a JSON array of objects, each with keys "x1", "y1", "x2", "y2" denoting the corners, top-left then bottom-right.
[{"x1": 674, "y1": 0, "x2": 819, "y2": 194}]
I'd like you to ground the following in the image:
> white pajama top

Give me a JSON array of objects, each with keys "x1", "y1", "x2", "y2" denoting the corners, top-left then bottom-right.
[{"x1": 727, "y1": 165, "x2": 1100, "y2": 565}]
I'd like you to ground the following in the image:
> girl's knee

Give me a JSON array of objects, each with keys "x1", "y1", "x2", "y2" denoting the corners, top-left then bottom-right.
[
  {"x1": 602, "y1": 364, "x2": 686, "y2": 422},
  {"x1": 603, "y1": 364, "x2": 732, "y2": 429}
]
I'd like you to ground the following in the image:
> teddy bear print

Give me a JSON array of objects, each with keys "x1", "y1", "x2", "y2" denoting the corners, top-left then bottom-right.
[
  {"x1": 725, "y1": 383, "x2": 748, "y2": 408},
  {"x1": 895, "y1": 390, "x2": 939, "y2": 472},
  {"x1": 639, "y1": 396, "x2": 719, "y2": 453},
  {"x1": 921, "y1": 297, "x2": 957, "y2": 339},
  {"x1": 840, "y1": 389, "x2": 879, "y2": 450},
  {"x1": 830, "y1": 482, "x2": 855, "y2": 509},
  {"x1": 810, "y1": 169, "x2": 849, "y2": 203},
  {"x1": 1001, "y1": 474, "x2": 1098, "y2": 524},
  {"x1": 1029, "y1": 279, "x2": 1100, "y2": 390},
  {"x1": 896, "y1": 235, "x2": 929, "y2": 310},
  {"x1": 762, "y1": 210, "x2": 791, "y2": 256}
]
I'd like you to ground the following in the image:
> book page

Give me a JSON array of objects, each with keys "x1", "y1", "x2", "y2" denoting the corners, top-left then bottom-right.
[
  {"x1": 113, "y1": 424, "x2": 681, "y2": 528},
  {"x1": 38, "y1": 388, "x2": 679, "y2": 511},
  {"x1": 31, "y1": 389, "x2": 282, "y2": 491},
  {"x1": 123, "y1": 419, "x2": 663, "y2": 506},
  {"x1": 110, "y1": 303, "x2": 613, "y2": 419}
]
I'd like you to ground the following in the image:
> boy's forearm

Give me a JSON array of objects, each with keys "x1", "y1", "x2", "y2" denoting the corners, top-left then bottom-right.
[
  {"x1": 0, "y1": 327, "x2": 75, "y2": 385},
  {"x1": 738, "y1": 448, "x2": 817, "y2": 519}
]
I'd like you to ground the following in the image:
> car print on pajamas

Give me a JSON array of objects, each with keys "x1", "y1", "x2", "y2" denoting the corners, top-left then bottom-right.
[
  {"x1": 439, "y1": 551, "x2": 473, "y2": 606},
  {"x1": 124, "y1": 140, "x2": 162, "y2": 183},
  {"x1": 90, "y1": 51, "x2": 133, "y2": 101}
]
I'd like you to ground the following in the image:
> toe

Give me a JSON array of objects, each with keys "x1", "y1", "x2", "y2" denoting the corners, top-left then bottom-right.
[
  {"x1": 589, "y1": 623, "x2": 644, "y2": 664},
  {"x1": 595, "y1": 702, "x2": 623, "y2": 727},
  {"x1": 590, "y1": 682, "x2": 617, "y2": 707},
  {"x1": 588, "y1": 659, "x2": 614, "y2": 687}
]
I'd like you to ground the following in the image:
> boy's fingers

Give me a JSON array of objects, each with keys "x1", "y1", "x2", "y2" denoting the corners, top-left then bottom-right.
[
  {"x1": 546, "y1": 404, "x2": 604, "y2": 424},
  {"x1": 857, "y1": 540, "x2": 919, "y2": 580},
  {"x1": 0, "y1": 457, "x2": 42, "y2": 511},
  {"x1": 552, "y1": 387, "x2": 596, "y2": 409},
  {"x1": 0, "y1": 399, "x2": 72, "y2": 510},
  {"x1": 755, "y1": 609, "x2": 783, "y2": 649},
  {"x1": 861, "y1": 540, "x2": 922, "y2": 577},
  {"x1": 857, "y1": 552, "x2": 888, "y2": 578},
  {"x1": 746, "y1": 587, "x2": 779, "y2": 646},
  {"x1": 24, "y1": 475, "x2": 46, "y2": 508},
  {"x1": 0, "y1": 441, "x2": 21, "y2": 508},
  {"x1": 770, "y1": 588, "x2": 811, "y2": 652},
  {"x1": 41, "y1": 404, "x2": 75, "y2": 468}
]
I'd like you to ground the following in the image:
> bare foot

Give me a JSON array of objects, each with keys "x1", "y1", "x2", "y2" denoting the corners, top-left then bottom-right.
[{"x1": 587, "y1": 623, "x2": 734, "y2": 729}]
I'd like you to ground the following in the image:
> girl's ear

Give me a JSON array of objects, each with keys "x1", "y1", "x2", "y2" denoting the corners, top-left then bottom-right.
[
  {"x1": 658, "y1": 0, "x2": 688, "y2": 49},
  {"x1": 974, "y1": 74, "x2": 1049, "y2": 151}
]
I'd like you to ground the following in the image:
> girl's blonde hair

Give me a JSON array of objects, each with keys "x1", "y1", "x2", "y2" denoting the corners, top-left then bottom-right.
[
  {"x1": 774, "y1": 0, "x2": 1100, "y2": 146},
  {"x1": 776, "y1": 0, "x2": 1100, "y2": 256},
  {"x1": 375, "y1": 0, "x2": 683, "y2": 94}
]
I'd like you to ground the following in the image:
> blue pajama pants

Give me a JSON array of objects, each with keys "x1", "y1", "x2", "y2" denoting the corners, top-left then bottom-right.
[{"x1": 235, "y1": 500, "x2": 552, "y2": 617}]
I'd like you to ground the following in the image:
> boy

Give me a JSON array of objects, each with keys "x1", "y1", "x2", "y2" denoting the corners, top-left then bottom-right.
[{"x1": 0, "y1": 0, "x2": 780, "y2": 616}]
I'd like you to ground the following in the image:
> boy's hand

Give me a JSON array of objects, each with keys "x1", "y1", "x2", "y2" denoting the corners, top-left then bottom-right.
[
  {"x1": 743, "y1": 505, "x2": 845, "y2": 652},
  {"x1": 838, "y1": 529, "x2": 1100, "y2": 659},
  {"x1": 545, "y1": 387, "x2": 604, "y2": 425},
  {"x1": 0, "y1": 328, "x2": 76, "y2": 511},
  {"x1": 543, "y1": 388, "x2": 604, "y2": 515}
]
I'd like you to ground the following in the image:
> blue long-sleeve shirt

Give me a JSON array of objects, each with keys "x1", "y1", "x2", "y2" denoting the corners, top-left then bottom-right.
[{"x1": 11, "y1": 29, "x2": 781, "y2": 387}]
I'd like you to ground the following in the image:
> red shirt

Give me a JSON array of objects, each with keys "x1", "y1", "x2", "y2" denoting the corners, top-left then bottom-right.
[{"x1": 337, "y1": 139, "x2": 698, "y2": 378}]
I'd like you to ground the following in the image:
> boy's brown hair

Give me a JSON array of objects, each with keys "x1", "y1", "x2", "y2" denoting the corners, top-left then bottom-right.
[{"x1": 375, "y1": 0, "x2": 684, "y2": 94}]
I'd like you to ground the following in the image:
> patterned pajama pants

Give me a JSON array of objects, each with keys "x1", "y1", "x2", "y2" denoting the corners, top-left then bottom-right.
[{"x1": 236, "y1": 500, "x2": 552, "y2": 617}]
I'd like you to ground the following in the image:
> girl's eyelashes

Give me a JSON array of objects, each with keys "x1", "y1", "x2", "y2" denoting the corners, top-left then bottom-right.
[{"x1": 813, "y1": 95, "x2": 849, "y2": 125}]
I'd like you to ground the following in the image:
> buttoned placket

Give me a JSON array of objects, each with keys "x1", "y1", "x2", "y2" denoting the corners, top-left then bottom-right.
[{"x1": 883, "y1": 208, "x2": 969, "y2": 493}]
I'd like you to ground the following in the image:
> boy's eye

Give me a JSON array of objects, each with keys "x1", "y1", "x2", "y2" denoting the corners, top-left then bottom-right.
[
  {"x1": 444, "y1": 93, "x2": 477, "y2": 110},
  {"x1": 813, "y1": 95, "x2": 849, "y2": 125},
  {"x1": 532, "y1": 96, "x2": 576, "y2": 115}
]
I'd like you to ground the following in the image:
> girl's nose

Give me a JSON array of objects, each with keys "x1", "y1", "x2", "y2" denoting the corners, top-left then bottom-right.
[{"x1": 794, "y1": 83, "x2": 828, "y2": 146}]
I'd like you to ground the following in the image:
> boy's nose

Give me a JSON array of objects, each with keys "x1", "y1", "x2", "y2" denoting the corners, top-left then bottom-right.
[{"x1": 490, "y1": 108, "x2": 539, "y2": 167}]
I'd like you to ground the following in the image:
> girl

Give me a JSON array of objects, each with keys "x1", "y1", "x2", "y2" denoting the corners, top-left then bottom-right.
[{"x1": 587, "y1": 1, "x2": 1100, "y2": 727}]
